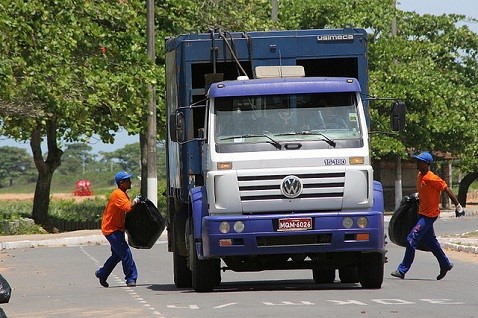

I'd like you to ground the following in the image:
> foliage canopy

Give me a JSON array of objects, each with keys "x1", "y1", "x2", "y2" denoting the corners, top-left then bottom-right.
[{"x1": 1, "y1": 0, "x2": 478, "y2": 228}]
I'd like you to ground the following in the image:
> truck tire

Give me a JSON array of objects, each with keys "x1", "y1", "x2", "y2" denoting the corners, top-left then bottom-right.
[
  {"x1": 173, "y1": 250, "x2": 192, "y2": 288},
  {"x1": 358, "y1": 252, "x2": 384, "y2": 289},
  {"x1": 339, "y1": 264, "x2": 359, "y2": 283},
  {"x1": 214, "y1": 264, "x2": 222, "y2": 286},
  {"x1": 312, "y1": 269, "x2": 335, "y2": 284},
  {"x1": 189, "y1": 228, "x2": 220, "y2": 292}
]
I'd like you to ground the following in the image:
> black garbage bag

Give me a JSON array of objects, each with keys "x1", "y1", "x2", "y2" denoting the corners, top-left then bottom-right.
[
  {"x1": 125, "y1": 197, "x2": 166, "y2": 249},
  {"x1": 0, "y1": 274, "x2": 11, "y2": 304},
  {"x1": 388, "y1": 194, "x2": 430, "y2": 252}
]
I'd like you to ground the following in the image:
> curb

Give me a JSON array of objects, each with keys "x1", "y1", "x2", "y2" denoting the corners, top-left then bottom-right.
[
  {"x1": 0, "y1": 235, "x2": 107, "y2": 250},
  {"x1": 440, "y1": 241, "x2": 478, "y2": 254},
  {"x1": 0, "y1": 231, "x2": 169, "y2": 251}
]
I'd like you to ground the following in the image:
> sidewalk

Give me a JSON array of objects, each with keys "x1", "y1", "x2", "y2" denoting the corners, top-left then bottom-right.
[
  {"x1": 1, "y1": 211, "x2": 477, "y2": 254},
  {"x1": 435, "y1": 209, "x2": 478, "y2": 253}
]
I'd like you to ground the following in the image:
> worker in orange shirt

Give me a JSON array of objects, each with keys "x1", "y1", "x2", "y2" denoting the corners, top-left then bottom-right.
[
  {"x1": 95, "y1": 171, "x2": 140, "y2": 287},
  {"x1": 391, "y1": 152, "x2": 464, "y2": 281}
]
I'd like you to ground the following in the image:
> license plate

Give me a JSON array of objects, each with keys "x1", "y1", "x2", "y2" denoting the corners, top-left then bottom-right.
[{"x1": 278, "y1": 217, "x2": 312, "y2": 231}]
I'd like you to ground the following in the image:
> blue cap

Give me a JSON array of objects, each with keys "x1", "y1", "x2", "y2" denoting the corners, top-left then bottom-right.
[
  {"x1": 115, "y1": 171, "x2": 133, "y2": 185},
  {"x1": 414, "y1": 152, "x2": 433, "y2": 164}
]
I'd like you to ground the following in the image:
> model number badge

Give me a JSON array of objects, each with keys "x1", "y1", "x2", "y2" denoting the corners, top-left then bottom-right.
[{"x1": 324, "y1": 158, "x2": 346, "y2": 165}]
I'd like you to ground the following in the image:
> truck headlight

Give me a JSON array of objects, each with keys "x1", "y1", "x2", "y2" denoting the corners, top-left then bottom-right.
[
  {"x1": 233, "y1": 221, "x2": 245, "y2": 233},
  {"x1": 342, "y1": 217, "x2": 353, "y2": 229},
  {"x1": 357, "y1": 217, "x2": 368, "y2": 228},
  {"x1": 219, "y1": 221, "x2": 230, "y2": 233}
]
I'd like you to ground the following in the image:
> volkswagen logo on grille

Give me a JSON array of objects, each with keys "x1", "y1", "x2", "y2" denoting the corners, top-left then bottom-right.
[{"x1": 280, "y1": 175, "x2": 303, "y2": 198}]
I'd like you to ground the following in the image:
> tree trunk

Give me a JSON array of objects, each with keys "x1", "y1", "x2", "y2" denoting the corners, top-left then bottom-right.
[
  {"x1": 440, "y1": 162, "x2": 451, "y2": 209},
  {"x1": 30, "y1": 122, "x2": 63, "y2": 233},
  {"x1": 32, "y1": 170, "x2": 55, "y2": 231},
  {"x1": 140, "y1": 132, "x2": 148, "y2": 197},
  {"x1": 457, "y1": 172, "x2": 478, "y2": 207}
]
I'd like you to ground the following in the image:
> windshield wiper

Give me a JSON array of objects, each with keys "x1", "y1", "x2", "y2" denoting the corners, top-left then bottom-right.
[
  {"x1": 275, "y1": 131, "x2": 336, "y2": 148},
  {"x1": 219, "y1": 134, "x2": 282, "y2": 149}
]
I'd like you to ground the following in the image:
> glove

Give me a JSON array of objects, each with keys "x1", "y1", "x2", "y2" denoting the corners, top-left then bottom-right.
[
  {"x1": 455, "y1": 204, "x2": 465, "y2": 217},
  {"x1": 132, "y1": 196, "x2": 141, "y2": 206}
]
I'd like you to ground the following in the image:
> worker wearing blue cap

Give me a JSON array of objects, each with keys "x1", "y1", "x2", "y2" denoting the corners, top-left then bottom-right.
[
  {"x1": 391, "y1": 152, "x2": 464, "y2": 281},
  {"x1": 95, "y1": 171, "x2": 140, "y2": 288}
]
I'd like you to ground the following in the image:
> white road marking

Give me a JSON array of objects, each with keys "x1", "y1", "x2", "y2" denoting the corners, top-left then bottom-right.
[{"x1": 80, "y1": 246, "x2": 165, "y2": 317}]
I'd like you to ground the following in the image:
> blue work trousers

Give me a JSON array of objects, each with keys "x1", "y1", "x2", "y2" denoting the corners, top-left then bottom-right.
[
  {"x1": 398, "y1": 215, "x2": 451, "y2": 274},
  {"x1": 97, "y1": 230, "x2": 138, "y2": 283}
]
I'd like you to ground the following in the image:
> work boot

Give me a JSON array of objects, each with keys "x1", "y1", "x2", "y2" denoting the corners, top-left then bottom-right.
[
  {"x1": 437, "y1": 263, "x2": 453, "y2": 280},
  {"x1": 391, "y1": 270, "x2": 405, "y2": 279},
  {"x1": 95, "y1": 270, "x2": 109, "y2": 288}
]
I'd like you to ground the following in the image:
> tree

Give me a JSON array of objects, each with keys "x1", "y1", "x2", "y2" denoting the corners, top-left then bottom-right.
[
  {"x1": 0, "y1": 146, "x2": 35, "y2": 187},
  {"x1": 101, "y1": 143, "x2": 141, "y2": 176},
  {"x1": 100, "y1": 141, "x2": 165, "y2": 177},
  {"x1": 158, "y1": 0, "x2": 275, "y2": 36},
  {"x1": 369, "y1": 11, "x2": 478, "y2": 160},
  {"x1": 57, "y1": 143, "x2": 95, "y2": 175},
  {"x1": 281, "y1": 0, "x2": 478, "y2": 206},
  {"x1": 0, "y1": 1, "x2": 158, "y2": 231},
  {"x1": 277, "y1": 0, "x2": 478, "y2": 160}
]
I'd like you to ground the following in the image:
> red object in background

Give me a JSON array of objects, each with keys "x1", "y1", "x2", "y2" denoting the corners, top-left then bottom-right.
[
  {"x1": 73, "y1": 180, "x2": 92, "y2": 196},
  {"x1": 100, "y1": 46, "x2": 107, "y2": 53}
]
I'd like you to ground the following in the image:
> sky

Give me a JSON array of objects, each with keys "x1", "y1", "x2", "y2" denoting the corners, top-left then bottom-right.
[
  {"x1": 398, "y1": 0, "x2": 478, "y2": 33},
  {"x1": 1, "y1": 1, "x2": 477, "y2": 154},
  {"x1": 0, "y1": 129, "x2": 139, "y2": 154}
]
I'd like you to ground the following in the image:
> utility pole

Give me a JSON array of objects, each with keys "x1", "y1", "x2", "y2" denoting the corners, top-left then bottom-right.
[
  {"x1": 392, "y1": 0, "x2": 402, "y2": 210},
  {"x1": 146, "y1": 0, "x2": 157, "y2": 206},
  {"x1": 271, "y1": 0, "x2": 278, "y2": 23}
]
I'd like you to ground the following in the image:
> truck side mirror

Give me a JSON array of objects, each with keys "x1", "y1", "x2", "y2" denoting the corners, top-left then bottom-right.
[
  {"x1": 169, "y1": 111, "x2": 186, "y2": 143},
  {"x1": 390, "y1": 101, "x2": 406, "y2": 131}
]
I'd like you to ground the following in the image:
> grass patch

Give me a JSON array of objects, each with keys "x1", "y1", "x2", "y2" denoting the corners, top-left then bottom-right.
[
  {"x1": 0, "y1": 198, "x2": 107, "y2": 235},
  {"x1": 0, "y1": 171, "x2": 118, "y2": 195},
  {"x1": 0, "y1": 198, "x2": 107, "y2": 221},
  {"x1": 48, "y1": 197, "x2": 107, "y2": 222},
  {"x1": 0, "y1": 171, "x2": 168, "y2": 235}
]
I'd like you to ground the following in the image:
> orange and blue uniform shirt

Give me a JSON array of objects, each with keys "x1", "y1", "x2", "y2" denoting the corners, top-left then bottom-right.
[
  {"x1": 416, "y1": 170, "x2": 447, "y2": 218},
  {"x1": 101, "y1": 188, "x2": 133, "y2": 235}
]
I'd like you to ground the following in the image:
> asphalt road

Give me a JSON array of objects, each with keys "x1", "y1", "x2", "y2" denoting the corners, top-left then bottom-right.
[{"x1": 1, "y1": 218, "x2": 477, "y2": 318}]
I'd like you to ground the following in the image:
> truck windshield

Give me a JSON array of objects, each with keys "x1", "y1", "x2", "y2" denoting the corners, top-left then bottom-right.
[{"x1": 214, "y1": 92, "x2": 362, "y2": 146}]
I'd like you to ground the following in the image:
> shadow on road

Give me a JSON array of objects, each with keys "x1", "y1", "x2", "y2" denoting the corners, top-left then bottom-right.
[{"x1": 147, "y1": 279, "x2": 364, "y2": 293}]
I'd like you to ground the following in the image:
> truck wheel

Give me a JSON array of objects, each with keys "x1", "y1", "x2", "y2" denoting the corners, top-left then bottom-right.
[
  {"x1": 339, "y1": 264, "x2": 359, "y2": 283},
  {"x1": 312, "y1": 269, "x2": 335, "y2": 284},
  {"x1": 189, "y1": 230, "x2": 220, "y2": 292},
  {"x1": 359, "y1": 252, "x2": 384, "y2": 289},
  {"x1": 173, "y1": 250, "x2": 192, "y2": 288}
]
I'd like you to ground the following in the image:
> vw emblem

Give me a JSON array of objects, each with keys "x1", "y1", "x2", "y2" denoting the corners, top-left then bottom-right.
[{"x1": 280, "y1": 175, "x2": 303, "y2": 198}]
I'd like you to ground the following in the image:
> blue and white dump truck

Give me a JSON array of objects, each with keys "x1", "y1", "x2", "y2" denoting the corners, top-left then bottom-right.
[{"x1": 165, "y1": 28, "x2": 405, "y2": 292}]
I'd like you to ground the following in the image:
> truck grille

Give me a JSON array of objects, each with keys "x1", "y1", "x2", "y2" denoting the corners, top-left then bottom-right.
[{"x1": 238, "y1": 172, "x2": 345, "y2": 201}]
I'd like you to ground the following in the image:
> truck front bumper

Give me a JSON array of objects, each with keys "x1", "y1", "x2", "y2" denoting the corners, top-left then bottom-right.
[{"x1": 200, "y1": 211, "x2": 385, "y2": 258}]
